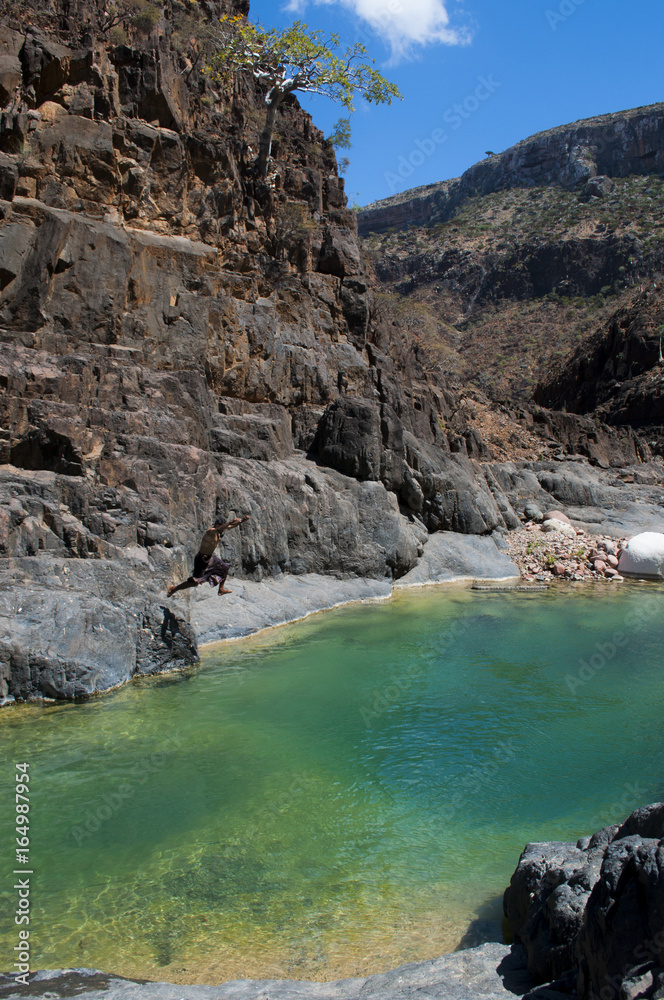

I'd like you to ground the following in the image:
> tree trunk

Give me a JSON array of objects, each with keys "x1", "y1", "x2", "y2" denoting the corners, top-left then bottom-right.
[{"x1": 258, "y1": 97, "x2": 280, "y2": 178}]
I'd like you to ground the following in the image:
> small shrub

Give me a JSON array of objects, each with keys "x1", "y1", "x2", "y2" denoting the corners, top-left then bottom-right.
[{"x1": 131, "y1": 1, "x2": 161, "y2": 35}]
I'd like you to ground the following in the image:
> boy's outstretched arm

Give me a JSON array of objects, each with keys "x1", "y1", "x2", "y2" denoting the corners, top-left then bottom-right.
[{"x1": 213, "y1": 513, "x2": 251, "y2": 532}]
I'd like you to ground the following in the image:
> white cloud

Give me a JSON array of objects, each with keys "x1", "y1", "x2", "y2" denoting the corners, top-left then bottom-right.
[{"x1": 283, "y1": 0, "x2": 471, "y2": 60}]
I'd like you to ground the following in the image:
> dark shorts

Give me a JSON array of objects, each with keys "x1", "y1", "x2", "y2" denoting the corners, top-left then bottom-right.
[{"x1": 192, "y1": 552, "x2": 230, "y2": 587}]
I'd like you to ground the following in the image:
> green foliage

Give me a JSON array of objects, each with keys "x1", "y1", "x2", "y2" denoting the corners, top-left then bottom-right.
[
  {"x1": 327, "y1": 117, "x2": 352, "y2": 150},
  {"x1": 101, "y1": 0, "x2": 161, "y2": 37},
  {"x1": 132, "y1": 2, "x2": 161, "y2": 35},
  {"x1": 212, "y1": 17, "x2": 401, "y2": 110},
  {"x1": 109, "y1": 24, "x2": 129, "y2": 44},
  {"x1": 170, "y1": 5, "x2": 231, "y2": 77},
  {"x1": 270, "y1": 201, "x2": 317, "y2": 262},
  {"x1": 210, "y1": 16, "x2": 401, "y2": 176}
]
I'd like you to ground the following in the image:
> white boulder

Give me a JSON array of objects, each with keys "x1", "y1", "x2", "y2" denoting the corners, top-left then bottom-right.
[{"x1": 618, "y1": 532, "x2": 664, "y2": 578}]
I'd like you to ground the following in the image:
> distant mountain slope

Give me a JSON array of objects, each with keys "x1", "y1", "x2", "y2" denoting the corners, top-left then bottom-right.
[
  {"x1": 359, "y1": 104, "x2": 664, "y2": 408},
  {"x1": 359, "y1": 102, "x2": 664, "y2": 237},
  {"x1": 535, "y1": 285, "x2": 664, "y2": 455}
]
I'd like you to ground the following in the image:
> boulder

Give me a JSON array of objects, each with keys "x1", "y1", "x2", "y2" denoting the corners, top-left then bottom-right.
[
  {"x1": 582, "y1": 174, "x2": 614, "y2": 200},
  {"x1": 524, "y1": 502, "x2": 544, "y2": 523},
  {"x1": 504, "y1": 803, "x2": 664, "y2": 1000},
  {"x1": 395, "y1": 531, "x2": 519, "y2": 587},
  {"x1": 541, "y1": 518, "x2": 576, "y2": 538},
  {"x1": 543, "y1": 510, "x2": 572, "y2": 525},
  {"x1": 0, "y1": 557, "x2": 199, "y2": 702},
  {"x1": 618, "y1": 532, "x2": 664, "y2": 578}
]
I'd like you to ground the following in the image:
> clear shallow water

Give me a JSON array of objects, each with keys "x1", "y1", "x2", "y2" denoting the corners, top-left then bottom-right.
[{"x1": 1, "y1": 584, "x2": 663, "y2": 984}]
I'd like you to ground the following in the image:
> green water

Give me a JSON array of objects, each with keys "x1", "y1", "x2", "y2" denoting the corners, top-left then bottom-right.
[{"x1": 1, "y1": 584, "x2": 663, "y2": 984}]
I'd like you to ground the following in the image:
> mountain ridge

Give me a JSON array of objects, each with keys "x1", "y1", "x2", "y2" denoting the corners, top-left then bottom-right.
[{"x1": 359, "y1": 101, "x2": 664, "y2": 236}]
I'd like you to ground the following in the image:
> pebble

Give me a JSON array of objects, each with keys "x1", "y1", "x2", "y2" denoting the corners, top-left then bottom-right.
[{"x1": 507, "y1": 525, "x2": 628, "y2": 584}]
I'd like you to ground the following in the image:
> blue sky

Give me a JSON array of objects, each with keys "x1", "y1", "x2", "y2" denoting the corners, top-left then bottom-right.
[{"x1": 247, "y1": 0, "x2": 664, "y2": 208}]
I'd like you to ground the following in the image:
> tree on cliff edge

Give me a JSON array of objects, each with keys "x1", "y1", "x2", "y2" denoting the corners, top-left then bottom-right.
[{"x1": 210, "y1": 17, "x2": 402, "y2": 178}]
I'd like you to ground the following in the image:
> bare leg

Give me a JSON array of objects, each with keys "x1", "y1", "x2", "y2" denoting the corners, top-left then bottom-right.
[
  {"x1": 167, "y1": 578, "x2": 198, "y2": 597},
  {"x1": 217, "y1": 564, "x2": 231, "y2": 596}
]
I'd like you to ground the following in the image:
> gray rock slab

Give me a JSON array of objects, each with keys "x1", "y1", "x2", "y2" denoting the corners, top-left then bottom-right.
[
  {"x1": 490, "y1": 460, "x2": 664, "y2": 538},
  {"x1": 565, "y1": 503, "x2": 664, "y2": 537},
  {"x1": 395, "y1": 532, "x2": 519, "y2": 588},
  {"x1": 0, "y1": 557, "x2": 197, "y2": 702},
  {"x1": 190, "y1": 574, "x2": 393, "y2": 646},
  {"x1": 0, "y1": 944, "x2": 551, "y2": 1000}
]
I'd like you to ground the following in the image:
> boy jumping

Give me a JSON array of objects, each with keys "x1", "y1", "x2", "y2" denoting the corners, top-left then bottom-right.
[{"x1": 167, "y1": 514, "x2": 250, "y2": 597}]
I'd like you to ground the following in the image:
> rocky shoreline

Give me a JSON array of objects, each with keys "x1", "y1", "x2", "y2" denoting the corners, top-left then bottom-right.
[
  {"x1": 191, "y1": 530, "x2": 519, "y2": 647},
  {"x1": 4, "y1": 454, "x2": 664, "y2": 704},
  {"x1": 0, "y1": 944, "x2": 542, "y2": 1000}
]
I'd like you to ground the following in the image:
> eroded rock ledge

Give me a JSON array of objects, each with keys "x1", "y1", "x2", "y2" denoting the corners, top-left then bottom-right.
[
  {"x1": 0, "y1": 942, "x2": 554, "y2": 1000},
  {"x1": 4, "y1": 454, "x2": 664, "y2": 704}
]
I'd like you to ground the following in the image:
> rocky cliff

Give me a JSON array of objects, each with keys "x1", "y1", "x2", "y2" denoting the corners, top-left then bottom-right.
[
  {"x1": 0, "y1": 0, "x2": 526, "y2": 702},
  {"x1": 2, "y1": 4, "x2": 663, "y2": 704},
  {"x1": 359, "y1": 105, "x2": 664, "y2": 406},
  {"x1": 536, "y1": 284, "x2": 664, "y2": 455},
  {"x1": 359, "y1": 103, "x2": 664, "y2": 237}
]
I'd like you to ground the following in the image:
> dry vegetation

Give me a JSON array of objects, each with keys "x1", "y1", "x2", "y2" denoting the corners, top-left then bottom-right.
[{"x1": 363, "y1": 177, "x2": 664, "y2": 403}]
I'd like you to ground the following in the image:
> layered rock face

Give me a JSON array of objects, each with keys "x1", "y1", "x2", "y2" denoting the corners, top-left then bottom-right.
[
  {"x1": 0, "y1": 0, "x2": 524, "y2": 701},
  {"x1": 504, "y1": 803, "x2": 664, "y2": 1000},
  {"x1": 2, "y1": 3, "x2": 663, "y2": 704},
  {"x1": 359, "y1": 104, "x2": 664, "y2": 237}
]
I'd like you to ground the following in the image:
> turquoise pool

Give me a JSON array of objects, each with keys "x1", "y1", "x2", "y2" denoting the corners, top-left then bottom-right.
[{"x1": 0, "y1": 583, "x2": 662, "y2": 984}]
